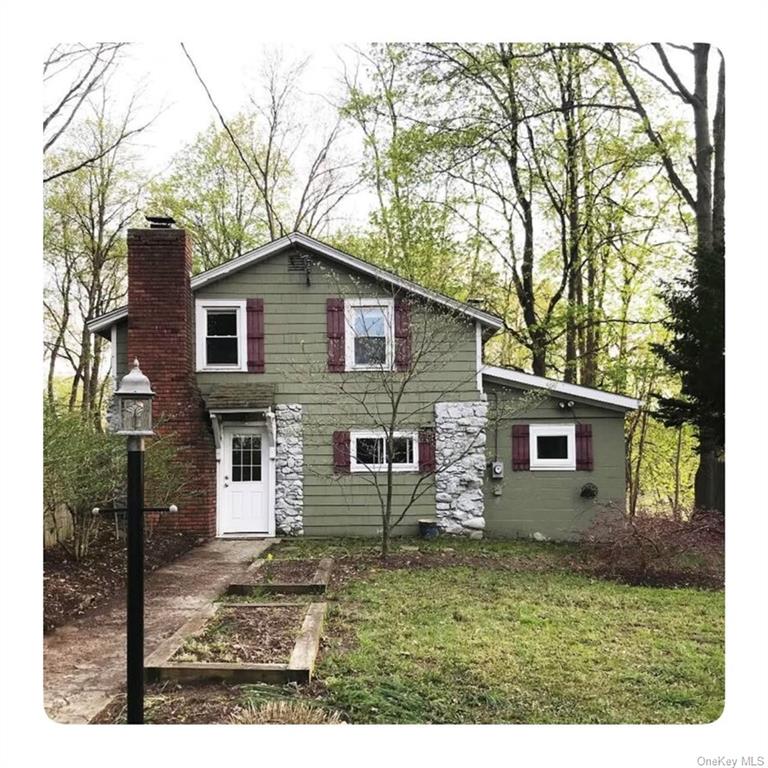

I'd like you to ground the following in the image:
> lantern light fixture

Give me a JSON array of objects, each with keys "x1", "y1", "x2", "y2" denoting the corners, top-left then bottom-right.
[{"x1": 114, "y1": 359, "x2": 155, "y2": 436}]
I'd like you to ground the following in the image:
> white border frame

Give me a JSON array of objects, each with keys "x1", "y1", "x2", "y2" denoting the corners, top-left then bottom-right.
[
  {"x1": 344, "y1": 297, "x2": 395, "y2": 372},
  {"x1": 216, "y1": 422, "x2": 275, "y2": 537},
  {"x1": 349, "y1": 429, "x2": 419, "y2": 473},
  {"x1": 195, "y1": 299, "x2": 248, "y2": 372},
  {"x1": 529, "y1": 423, "x2": 576, "y2": 471}
]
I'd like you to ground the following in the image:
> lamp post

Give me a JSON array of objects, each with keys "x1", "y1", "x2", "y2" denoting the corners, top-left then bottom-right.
[{"x1": 113, "y1": 359, "x2": 155, "y2": 724}]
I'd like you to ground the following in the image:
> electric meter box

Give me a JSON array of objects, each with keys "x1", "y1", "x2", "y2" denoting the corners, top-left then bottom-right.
[{"x1": 491, "y1": 460, "x2": 504, "y2": 479}]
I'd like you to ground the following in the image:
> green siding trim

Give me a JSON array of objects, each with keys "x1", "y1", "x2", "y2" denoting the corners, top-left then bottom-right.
[
  {"x1": 194, "y1": 250, "x2": 480, "y2": 405},
  {"x1": 483, "y1": 381, "x2": 627, "y2": 540}
]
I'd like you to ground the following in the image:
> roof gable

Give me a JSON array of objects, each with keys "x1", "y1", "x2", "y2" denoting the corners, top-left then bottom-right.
[{"x1": 87, "y1": 231, "x2": 503, "y2": 334}]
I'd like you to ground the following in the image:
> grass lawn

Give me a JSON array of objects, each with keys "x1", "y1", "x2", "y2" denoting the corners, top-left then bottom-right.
[{"x1": 279, "y1": 537, "x2": 724, "y2": 724}]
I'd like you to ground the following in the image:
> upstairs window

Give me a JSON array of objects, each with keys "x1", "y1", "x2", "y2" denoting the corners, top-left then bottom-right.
[
  {"x1": 350, "y1": 430, "x2": 418, "y2": 472},
  {"x1": 529, "y1": 424, "x2": 576, "y2": 470},
  {"x1": 345, "y1": 299, "x2": 393, "y2": 370},
  {"x1": 196, "y1": 299, "x2": 247, "y2": 371},
  {"x1": 206, "y1": 309, "x2": 238, "y2": 365}
]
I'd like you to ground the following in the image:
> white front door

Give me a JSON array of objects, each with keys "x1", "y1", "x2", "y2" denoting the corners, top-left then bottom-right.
[{"x1": 220, "y1": 426, "x2": 271, "y2": 535}]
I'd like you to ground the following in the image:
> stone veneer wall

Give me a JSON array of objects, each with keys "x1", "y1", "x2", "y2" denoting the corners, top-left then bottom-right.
[
  {"x1": 434, "y1": 400, "x2": 488, "y2": 536},
  {"x1": 274, "y1": 404, "x2": 304, "y2": 534}
]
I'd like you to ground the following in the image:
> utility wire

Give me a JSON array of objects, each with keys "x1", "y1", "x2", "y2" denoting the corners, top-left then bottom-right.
[{"x1": 179, "y1": 42, "x2": 286, "y2": 237}]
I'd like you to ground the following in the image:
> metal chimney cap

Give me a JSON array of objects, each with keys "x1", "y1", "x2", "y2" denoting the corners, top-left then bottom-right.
[{"x1": 145, "y1": 215, "x2": 176, "y2": 229}]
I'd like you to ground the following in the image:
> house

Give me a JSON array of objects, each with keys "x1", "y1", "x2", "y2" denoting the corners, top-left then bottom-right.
[{"x1": 87, "y1": 222, "x2": 640, "y2": 541}]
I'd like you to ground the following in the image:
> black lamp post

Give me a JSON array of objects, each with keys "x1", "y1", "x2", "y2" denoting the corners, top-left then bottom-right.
[{"x1": 113, "y1": 359, "x2": 155, "y2": 724}]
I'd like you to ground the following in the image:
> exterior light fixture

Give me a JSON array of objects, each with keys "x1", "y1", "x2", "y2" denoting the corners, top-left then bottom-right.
[{"x1": 114, "y1": 359, "x2": 155, "y2": 436}]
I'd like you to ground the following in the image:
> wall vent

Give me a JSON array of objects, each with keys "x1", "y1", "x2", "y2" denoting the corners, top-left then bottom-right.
[{"x1": 288, "y1": 252, "x2": 309, "y2": 272}]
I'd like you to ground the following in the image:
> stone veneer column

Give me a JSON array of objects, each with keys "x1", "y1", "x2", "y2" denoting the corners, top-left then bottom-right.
[
  {"x1": 274, "y1": 404, "x2": 304, "y2": 534},
  {"x1": 434, "y1": 400, "x2": 488, "y2": 536}
]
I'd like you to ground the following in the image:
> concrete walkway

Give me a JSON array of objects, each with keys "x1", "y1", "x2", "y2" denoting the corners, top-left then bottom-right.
[{"x1": 44, "y1": 538, "x2": 276, "y2": 723}]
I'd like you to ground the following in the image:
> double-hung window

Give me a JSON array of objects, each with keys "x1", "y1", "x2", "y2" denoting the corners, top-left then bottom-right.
[
  {"x1": 529, "y1": 424, "x2": 576, "y2": 470},
  {"x1": 345, "y1": 298, "x2": 394, "y2": 371},
  {"x1": 350, "y1": 430, "x2": 419, "y2": 472},
  {"x1": 196, "y1": 299, "x2": 248, "y2": 371}
]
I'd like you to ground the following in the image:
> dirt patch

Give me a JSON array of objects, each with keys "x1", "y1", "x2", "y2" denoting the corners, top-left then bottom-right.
[
  {"x1": 92, "y1": 682, "x2": 241, "y2": 724},
  {"x1": 253, "y1": 559, "x2": 320, "y2": 584},
  {"x1": 92, "y1": 680, "x2": 341, "y2": 724},
  {"x1": 44, "y1": 531, "x2": 203, "y2": 633},
  {"x1": 171, "y1": 605, "x2": 304, "y2": 664}
]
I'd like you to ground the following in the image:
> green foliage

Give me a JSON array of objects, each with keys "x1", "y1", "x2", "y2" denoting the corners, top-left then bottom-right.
[
  {"x1": 148, "y1": 116, "x2": 271, "y2": 272},
  {"x1": 653, "y1": 248, "x2": 725, "y2": 449},
  {"x1": 44, "y1": 401, "x2": 123, "y2": 559},
  {"x1": 633, "y1": 418, "x2": 697, "y2": 511},
  {"x1": 43, "y1": 400, "x2": 194, "y2": 559}
]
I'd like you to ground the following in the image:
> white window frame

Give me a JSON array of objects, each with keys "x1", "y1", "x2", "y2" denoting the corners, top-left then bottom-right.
[
  {"x1": 195, "y1": 299, "x2": 248, "y2": 372},
  {"x1": 529, "y1": 423, "x2": 576, "y2": 471},
  {"x1": 350, "y1": 430, "x2": 419, "y2": 473},
  {"x1": 344, "y1": 298, "x2": 395, "y2": 372}
]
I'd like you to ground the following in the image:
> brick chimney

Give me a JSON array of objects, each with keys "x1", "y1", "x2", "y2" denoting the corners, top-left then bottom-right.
[{"x1": 126, "y1": 222, "x2": 216, "y2": 536}]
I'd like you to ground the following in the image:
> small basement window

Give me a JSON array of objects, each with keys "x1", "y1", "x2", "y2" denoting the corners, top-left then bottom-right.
[
  {"x1": 350, "y1": 430, "x2": 418, "y2": 472},
  {"x1": 195, "y1": 300, "x2": 247, "y2": 371},
  {"x1": 529, "y1": 424, "x2": 576, "y2": 470},
  {"x1": 345, "y1": 299, "x2": 394, "y2": 370}
]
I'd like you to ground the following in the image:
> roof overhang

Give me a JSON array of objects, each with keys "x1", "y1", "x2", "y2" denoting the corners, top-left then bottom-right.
[
  {"x1": 86, "y1": 232, "x2": 504, "y2": 335},
  {"x1": 482, "y1": 365, "x2": 641, "y2": 411},
  {"x1": 87, "y1": 305, "x2": 128, "y2": 336}
]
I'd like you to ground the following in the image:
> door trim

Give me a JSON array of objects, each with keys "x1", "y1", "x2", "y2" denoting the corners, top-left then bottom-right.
[{"x1": 216, "y1": 422, "x2": 275, "y2": 537}]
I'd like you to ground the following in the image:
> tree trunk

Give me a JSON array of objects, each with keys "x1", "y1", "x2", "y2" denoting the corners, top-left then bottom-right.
[
  {"x1": 692, "y1": 44, "x2": 714, "y2": 265},
  {"x1": 672, "y1": 426, "x2": 683, "y2": 521},
  {"x1": 695, "y1": 429, "x2": 723, "y2": 513}
]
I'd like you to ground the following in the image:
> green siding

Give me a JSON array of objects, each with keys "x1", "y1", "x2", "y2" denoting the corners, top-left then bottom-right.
[
  {"x1": 197, "y1": 248, "x2": 481, "y2": 536},
  {"x1": 483, "y1": 381, "x2": 627, "y2": 540},
  {"x1": 111, "y1": 244, "x2": 631, "y2": 540}
]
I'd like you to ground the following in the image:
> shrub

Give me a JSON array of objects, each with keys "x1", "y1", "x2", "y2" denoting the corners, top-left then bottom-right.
[
  {"x1": 43, "y1": 400, "x2": 193, "y2": 560},
  {"x1": 582, "y1": 504, "x2": 724, "y2": 588}
]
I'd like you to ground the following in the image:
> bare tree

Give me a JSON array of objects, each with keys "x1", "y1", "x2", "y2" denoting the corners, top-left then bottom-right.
[
  {"x1": 180, "y1": 43, "x2": 359, "y2": 240},
  {"x1": 299, "y1": 268, "x2": 534, "y2": 558},
  {"x1": 43, "y1": 43, "x2": 152, "y2": 183}
]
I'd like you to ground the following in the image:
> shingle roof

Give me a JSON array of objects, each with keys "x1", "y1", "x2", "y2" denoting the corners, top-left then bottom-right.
[{"x1": 201, "y1": 383, "x2": 276, "y2": 411}]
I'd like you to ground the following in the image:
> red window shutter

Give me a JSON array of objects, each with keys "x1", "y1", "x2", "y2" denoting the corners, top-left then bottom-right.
[
  {"x1": 333, "y1": 430, "x2": 350, "y2": 473},
  {"x1": 327, "y1": 298, "x2": 345, "y2": 372},
  {"x1": 576, "y1": 423, "x2": 593, "y2": 470},
  {"x1": 246, "y1": 298, "x2": 264, "y2": 373},
  {"x1": 394, "y1": 299, "x2": 412, "y2": 371},
  {"x1": 512, "y1": 424, "x2": 530, "y2": 471},
  {"x1": 418, "y1": 428, "x2": 436, "y2": 473}
]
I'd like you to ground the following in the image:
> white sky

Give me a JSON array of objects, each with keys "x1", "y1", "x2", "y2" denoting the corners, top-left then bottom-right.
[{"x1": 106, "y1": 41, "x2": 373, "y2": 227}]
